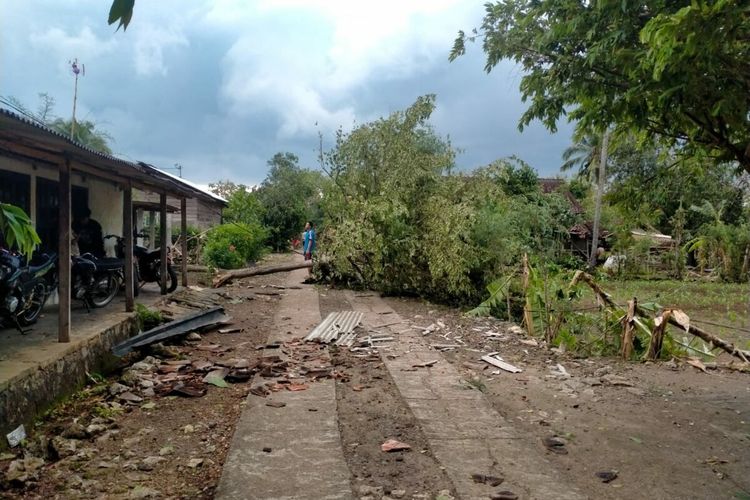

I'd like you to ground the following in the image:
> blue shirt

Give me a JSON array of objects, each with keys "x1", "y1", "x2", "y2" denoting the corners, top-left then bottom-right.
[{"x1": 303, "y1": 228, "x2": 316, "y2": 254}]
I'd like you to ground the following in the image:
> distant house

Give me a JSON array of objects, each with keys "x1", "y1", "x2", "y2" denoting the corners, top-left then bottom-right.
[
  {"x1": 537, "y1": 178, "x2": 600, "y2": 258},
  {"x1": 136, "y1": 171, "x2": 226, "y2": 232}
]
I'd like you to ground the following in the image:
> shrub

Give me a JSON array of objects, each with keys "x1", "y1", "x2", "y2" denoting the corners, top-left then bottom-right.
[{"x1": 203, "y1": 223, "x2": 267, "y2": 269}]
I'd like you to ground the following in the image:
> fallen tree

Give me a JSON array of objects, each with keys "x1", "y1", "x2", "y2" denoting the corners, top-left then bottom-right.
[
  {"x1": 213, "y1": 261, "x2": 312, "y2": 287},
  {"x1": 572, "y1": 271, "x2": 750, "y2": 363}
]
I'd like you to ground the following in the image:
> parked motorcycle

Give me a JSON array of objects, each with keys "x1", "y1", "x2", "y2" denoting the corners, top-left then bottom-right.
[
  {"x1": 0, "y1": 249, "x2": 57, "y2": 331},
  {"x1": 106, "y1": 234, "x2": 178, "y2": 294},
  {"x1": 71, "y1": 253, "x2": 124, "y2": 309}
]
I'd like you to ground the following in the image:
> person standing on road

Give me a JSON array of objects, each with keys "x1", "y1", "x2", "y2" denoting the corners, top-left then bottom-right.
[{"x1": 303, "y1": 221, "x2": 316, "y2": 261}]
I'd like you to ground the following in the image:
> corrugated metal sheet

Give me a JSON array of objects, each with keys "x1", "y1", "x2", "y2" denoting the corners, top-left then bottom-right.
[{"x1": 305, "y1": 311, "x2": 363, "y2": 345}]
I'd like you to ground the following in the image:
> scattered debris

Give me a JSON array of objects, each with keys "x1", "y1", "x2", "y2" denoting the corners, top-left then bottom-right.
[
  {"x1": 491, "y1": 491, "x2": 519, "y2": 500},
  {"x1": 551, "y1": 363, "x2": 570, "y2": 378},
  {"x1": 686, "y1": 357, "x2": 708, "y2": 373},
  {"x1": 519, "y1": 338, "x2": 539, "y2": 347},
  {"x1": 596, "y1": 470, "x2": 619, "y2": 483},
  {"x1": 412, "y1": 360, "x2": 438, "y2": 368},
  {"x1": 113, "y1": 307, "x2": 229, "y2": 356},
  {"x1": 542, "y1": 436, "x2": 568, "y2": 455},
  {"x1": 304, "y1": 311, "x2": 364, "y2": 344},
  {"x1": 187, "y1": 458, "x2": 204, "y2": 468},
  {"x1": 471, "y1": 473, "x2": 505, "y2": 486},
  {"x1": 265, "y1": 401, "x2": 286, "y2": 408},
  {"x1": 601, "y1": 374, "x2": 634, "y2": 387},
  {"x1": 6, "y1": 424, "x2": 26, "y2": 448},
  {"x1": 431, "y1": 344, "x2": 461, "y2": 352},
  {"x1": 481, "y1": 353, "x2": 522, "y2": 373},
  {"x1": 381, "y1": 439, "x2": 411, "y2": 452},
  {"x1": 204, "y1": 369, "x2": 229, "y2": 388},
  {"x1": 218, "y1": 327, "x2": 242, "y2": 334}
]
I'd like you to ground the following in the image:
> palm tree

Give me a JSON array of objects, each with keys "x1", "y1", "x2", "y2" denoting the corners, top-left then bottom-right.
[
  {"x1": 561, "y1": 134, "x2": 601, "y2": 182},
  {"x1": 50, "y1": 118, "x2": 113, "y2": 154}
]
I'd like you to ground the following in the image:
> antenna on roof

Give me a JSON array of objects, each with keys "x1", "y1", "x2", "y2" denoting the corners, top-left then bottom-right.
[
  {"x1": 161, "y1": 163, "x2": 183, "y2": 178},
  {"x1": 69, "y1": 58, "x2": 84, "y2": 141}
]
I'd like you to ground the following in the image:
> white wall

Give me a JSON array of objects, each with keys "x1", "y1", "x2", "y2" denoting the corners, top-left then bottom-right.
[{"x1": 0, "y1": 156, "x2": 123, "y2": 256}]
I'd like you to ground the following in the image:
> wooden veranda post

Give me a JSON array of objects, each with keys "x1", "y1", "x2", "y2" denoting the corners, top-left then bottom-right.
[
  {"x1": 160, "y1": 193, "x2": 168, "y2": 295},
  {"x1": 181, "y1": 197, "x2": 188, "y2": 287},
  {"x1": 58, "y1": 157, "x2": 72, "y2": 343},
  {"x1": 123, "y1": 185, "x2": 135, "y2": 312}
]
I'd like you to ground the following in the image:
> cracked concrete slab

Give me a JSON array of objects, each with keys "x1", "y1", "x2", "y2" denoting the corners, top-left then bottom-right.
[
  {"x1": 344, "y1": 290, "x2": 586, "y2": 500},
  {"x1": 216, "y1": 267, "x2": 353, "y2": 500}
]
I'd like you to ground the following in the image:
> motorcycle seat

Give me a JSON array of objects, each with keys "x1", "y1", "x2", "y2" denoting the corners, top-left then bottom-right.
[
  {"x1": 92, "y1": 257, "x2": 125, "y2": 271},
  {"x1": 28, "y1": 254, "x2": 55, "y2": 274}
]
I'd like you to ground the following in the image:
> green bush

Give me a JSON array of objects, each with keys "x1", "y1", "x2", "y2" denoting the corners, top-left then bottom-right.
[
  {"x1": 171, "y1": 224, "x2": 202, "y2": 252},
  {"x1": 203, "y1": 223, "x2": 267, "y2": 269}
]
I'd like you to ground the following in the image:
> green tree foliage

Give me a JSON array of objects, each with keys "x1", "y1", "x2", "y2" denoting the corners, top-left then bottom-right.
[
  {"x1": 561, "y1": 134, "x2": 601, "y2": 182},
  {"x1": 203, "y1": 223, "x2": 267, "y2": 270},
  {"x1": 452, "y1": 0, "x2": 750, "y2": 173},
  {"x1": 0, "y1": 203, "x2": 41, "y2": 260},
  {"x1": 256, "y1": 152, "x2": 327, "y2": 251},
  {"x1": 108, "y1": 0, "x2": 135, "y2": 31},
  {"x1": 320, "y1": 95, "x2": 581, "y2": 304},
  {"x1": 50, "y1": 118, "x2": 114, "y2": 154},
  {"x1": 208, "y1": 180, "x2": 247, "y2": 200},
  {"x1": 605, "y1": 139, "x2": 746, "y2": 234}
]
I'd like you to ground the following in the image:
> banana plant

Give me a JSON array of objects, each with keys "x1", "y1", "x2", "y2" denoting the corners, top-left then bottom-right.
[{"x1": 0, "y1": 203, "x2": 41, "y2": 260}]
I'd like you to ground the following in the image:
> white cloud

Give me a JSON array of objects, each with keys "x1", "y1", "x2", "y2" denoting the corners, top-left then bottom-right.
[
  {"x1": 215, "y1": 0, "x2": 477, "y2": 137},
  {"x1": 29, "y1": 26, "x2": 118, "y2": 73},
  {"x1": 131, "y1": 25, "x2": 189, "y2": 77}
]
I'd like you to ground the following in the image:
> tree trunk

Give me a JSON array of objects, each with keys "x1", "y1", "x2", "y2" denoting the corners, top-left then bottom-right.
[
  {"x1": 588, "y1": 129, "x2": 610, "y2": 270},
  {"x1": 213, "y1": 261, "x2": 312, "y2": 287}
]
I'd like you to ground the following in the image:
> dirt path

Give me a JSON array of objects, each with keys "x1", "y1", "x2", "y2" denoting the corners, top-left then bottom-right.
[
  {"x1": 3, "y1": 254, "x2": 749, "y2": 500},
  {"x1": 217, "y1": 264, "x2": 352, "y2": 499}
]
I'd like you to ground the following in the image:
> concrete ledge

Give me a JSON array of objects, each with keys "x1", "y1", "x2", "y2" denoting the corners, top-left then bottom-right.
[{"x1": 0, "y1": 313, "x2": 138, "y2": 443}]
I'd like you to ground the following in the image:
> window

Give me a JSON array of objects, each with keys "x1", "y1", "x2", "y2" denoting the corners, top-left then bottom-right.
[
  {"x1": 0, "y1": 169, "x2": 31, "y2": 213},
  {"x1": 36, "y1": 178, "x2": 88, "y2": 253}
]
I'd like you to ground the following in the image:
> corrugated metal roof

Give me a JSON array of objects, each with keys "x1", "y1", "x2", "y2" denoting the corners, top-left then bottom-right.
[{"x1": 304, "y1": 311, "x2": 363, "y2": 345}]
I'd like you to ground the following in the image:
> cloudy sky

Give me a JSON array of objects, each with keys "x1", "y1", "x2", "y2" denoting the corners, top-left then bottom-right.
[{"x1": 1, "y1": 1, "x2": 576, "y2": 186}]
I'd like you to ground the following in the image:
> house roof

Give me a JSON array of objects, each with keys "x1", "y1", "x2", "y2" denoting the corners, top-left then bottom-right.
[
  {"x1": 151, "y1": 167, "x2": 226, "y2": 204},
  {"x1": 537, "y1": 177, "x2": 584, "y2": 214},
  {"x1": 0, "y1": 107, "x2": 225, "y2": 206}
]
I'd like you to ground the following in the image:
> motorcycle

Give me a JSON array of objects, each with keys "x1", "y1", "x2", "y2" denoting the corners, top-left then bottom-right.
[
  {"x1": 0, "y1": 249, "x2": 57, "y2": 332},
  {"x1": 71, "y1": 253, "x2": 124, "y2": 310},
  {"x1": 106, "y1": 234, "x2": 178, "y2": 294}
]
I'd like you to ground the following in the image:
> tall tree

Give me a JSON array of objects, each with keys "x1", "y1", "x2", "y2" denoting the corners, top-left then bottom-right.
[
  {"x1": 451, "y1": 1, "x2": 750, "y2": 173},
  {"x1": 50, "y1": 118, "x2": 113, "y2": 154},
  {"x1": 257, "y1": 153, "x2": 327, "y2": 251},
  {"x1": 561, "y1": 134, "x2": 601, "y2": 182}
]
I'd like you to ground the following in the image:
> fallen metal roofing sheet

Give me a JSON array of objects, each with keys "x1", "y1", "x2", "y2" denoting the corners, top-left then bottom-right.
[{"x1": 304, "y1": 311, "x2": 363, "y2": 344}]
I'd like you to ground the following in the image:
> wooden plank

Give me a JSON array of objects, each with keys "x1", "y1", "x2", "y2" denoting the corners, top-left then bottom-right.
[
  {"x1": 181, "y1": 197, "x2": 188, "y2": 287},
  {"x1": 481, "y1": 353, "x2": 522, "y2": 373},
  {"x1": 58, "y1": 157, "x2": 71, "y2": 343},
  {"x1": 160, "y1": 192, "x2": 168, "y2": 294},
  {"x1": 123, "y1": 184, "x2": 135, "y2": 312}
]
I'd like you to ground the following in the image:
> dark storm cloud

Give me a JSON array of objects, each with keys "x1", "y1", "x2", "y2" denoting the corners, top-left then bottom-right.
[{"x1": 1, "y1": 1, "x2": 575, "y2": 188}]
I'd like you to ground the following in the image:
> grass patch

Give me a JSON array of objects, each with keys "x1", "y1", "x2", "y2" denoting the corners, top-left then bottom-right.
[{"x1": 465, "y1": 377, "x2": 488, "y2": 393}]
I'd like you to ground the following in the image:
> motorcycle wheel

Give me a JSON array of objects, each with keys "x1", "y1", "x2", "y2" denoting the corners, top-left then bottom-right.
[
  {"x1": 89, "y1": 273, "x2": 118, "y2": 308},
  {"x1": 153, "y1": 264, "x2": 178, "y2": 293},
  {"x1": 18, "y1": 283, "x2": 48, "y2": 326},
  {"x1": 167, "y1": 265, "x2": 178, "y2": 292}
]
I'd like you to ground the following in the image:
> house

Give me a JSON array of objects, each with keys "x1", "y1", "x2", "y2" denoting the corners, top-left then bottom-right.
[
  {"x1": 0, "y1": 107, "x2": 223, "y2": 342},
  {"x1": 136, "y1": 172, "x2": 225, "y2": 232}
]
